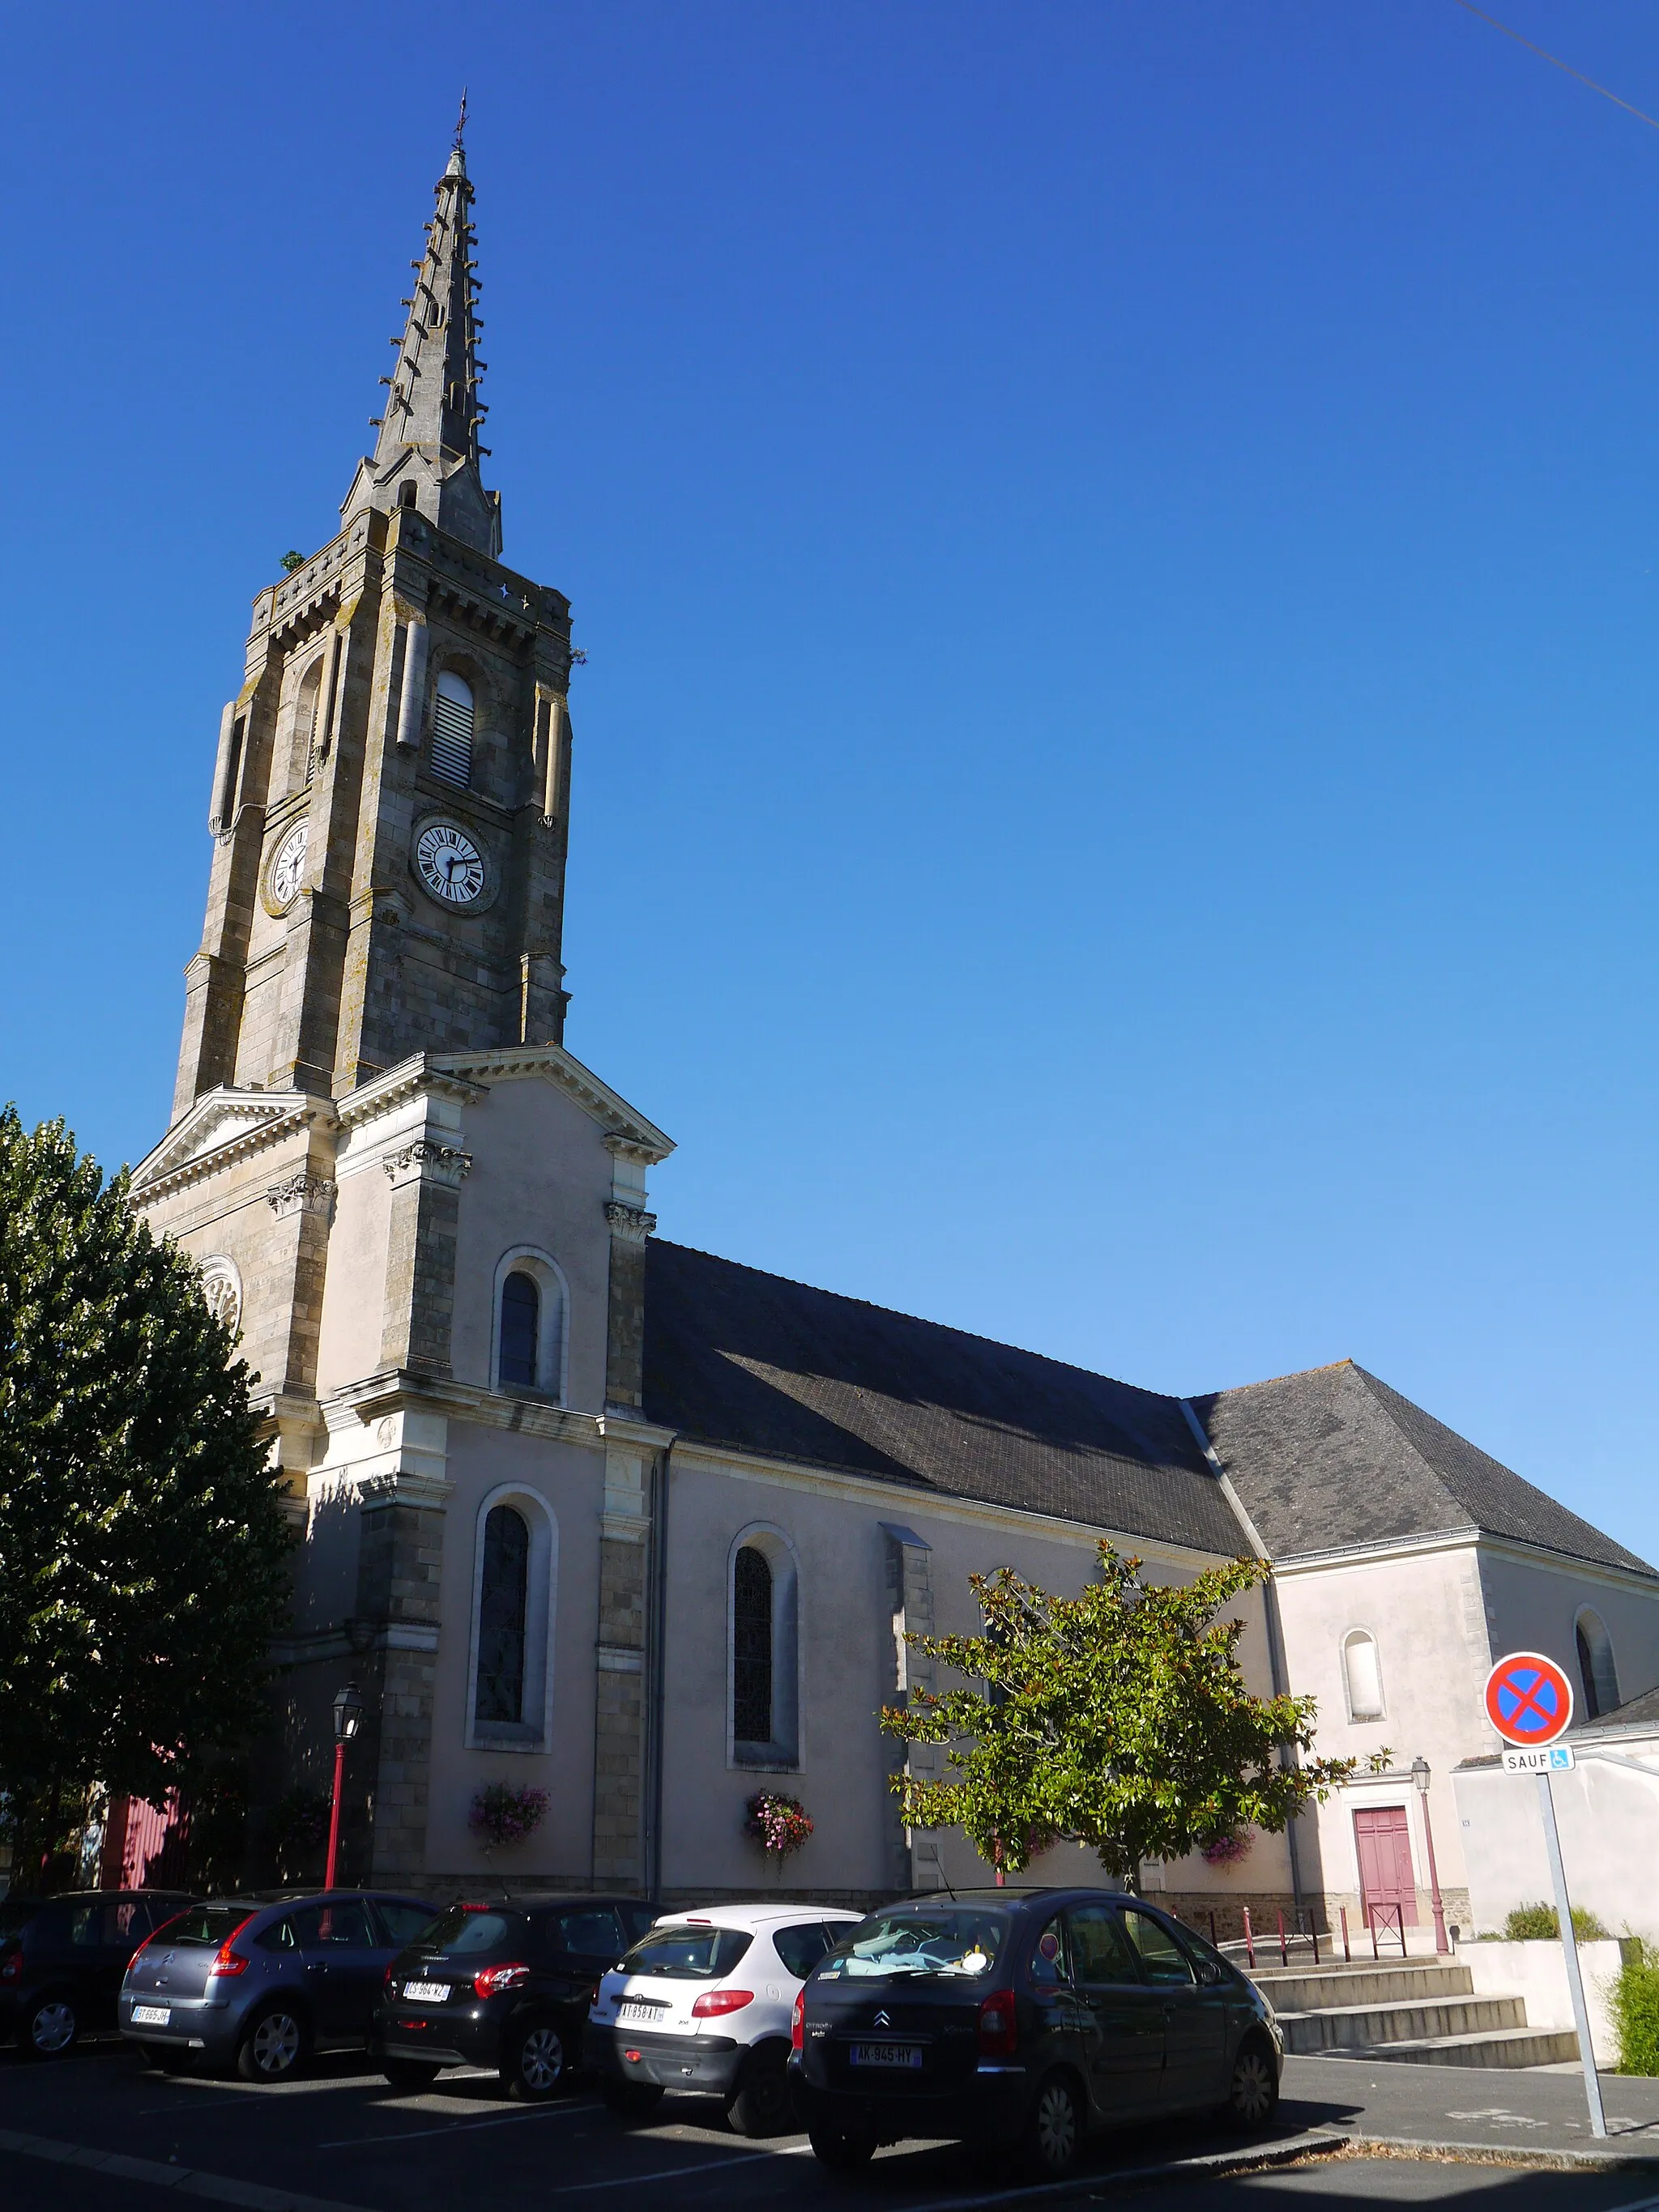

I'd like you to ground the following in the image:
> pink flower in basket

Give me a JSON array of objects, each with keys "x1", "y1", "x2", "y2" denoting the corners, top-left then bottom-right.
[
  {"x1": 1201, "y1": 1830, "x2": 1251, "y2": 1869},
  {"x1": 469, "y1": 1783, "x2": 549, "y2": 1854},
  {"x1": 743, "y1": 1790, "x2": 813, "y2": 1862}
]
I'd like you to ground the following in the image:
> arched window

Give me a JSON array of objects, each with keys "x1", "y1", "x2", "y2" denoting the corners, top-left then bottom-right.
[
  {"x1": 475, "y1": 1504, "x2": 529, "y2": 1727},
  {"x1": 732, "y1": 1546, "x2": 774, "y2": 1747},
  {"x1": 1343, "y1": 1629, "x2": 1385, "y2": 1722},
  {"x1": 398, "y1": 479, "x2": 417, "y2": 509},
  {"x1": 431, "y1": 670, "x2": 474, "y2": 787},
  {"x1": 1576, "y1": 1609, "x2": 1619, "y2": 1720},
  {"x1": 728, "y1": 1527, "x2": 800, "y2": 1768},
  {"x1": 498, "y1": 1272, "x2": 539, "y2": 1389},
  {"x1": 287, "y1": 658, "x2": 322, "y2": 794},
  {"x1": 490, "y1": 1249, "x2": 568, "y2": 1401}
]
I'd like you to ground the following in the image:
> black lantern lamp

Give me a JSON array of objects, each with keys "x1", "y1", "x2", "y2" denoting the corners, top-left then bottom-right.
[{"x1": 333, "y1": 1681, "x2": 364, "y2": 1745}]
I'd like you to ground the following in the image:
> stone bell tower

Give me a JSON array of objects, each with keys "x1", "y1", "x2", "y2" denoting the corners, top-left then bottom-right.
[
  {"x1": 173, "y1": 132, "x2": 577, "y2": 1119},
  {"x1": 130, "y1": 124, "x2": 674, "y2": 1890}
]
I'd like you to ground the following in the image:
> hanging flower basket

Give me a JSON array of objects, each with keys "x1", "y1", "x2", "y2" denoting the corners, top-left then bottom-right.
[
  {"x1": 744, "y1": 1790, "x2": 813, "y2": 1862},
  {"x1": 1201, "y1": 1830, "x2": 1252, "y2": 1869},
  {"x1": 469, "y1": 1783, "x2": 548, "y2": 1854}
]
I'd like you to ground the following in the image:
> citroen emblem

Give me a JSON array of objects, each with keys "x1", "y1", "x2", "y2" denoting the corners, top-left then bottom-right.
[{"x1": 873, "y1": 2009, "x2": 891, "y2": 2028}]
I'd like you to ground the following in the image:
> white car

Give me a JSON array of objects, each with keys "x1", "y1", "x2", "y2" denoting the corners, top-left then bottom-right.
[{"x1": 587, "y1": 1904, "x2": 863, "y2": 2134}]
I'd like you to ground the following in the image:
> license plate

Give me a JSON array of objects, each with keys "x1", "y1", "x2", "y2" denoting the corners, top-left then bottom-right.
[
  {"x1": 851, "y1": 2043, "x2": 922, "y2": 2069},
  {"x1": 131, "y1": 2005, "x2": 171, "y2": 2027},
  {"x1": 403, "y1": 1981, "x2": 450, "y2": 2003},
  {"x1": 618, "y1": 2001, "x2": 665, "y2": 2024}
]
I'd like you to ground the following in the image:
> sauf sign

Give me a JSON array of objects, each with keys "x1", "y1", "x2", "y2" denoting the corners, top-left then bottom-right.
[{"x1": 1482, "y1": 1652, "x2": 1603, "y2": 2136}]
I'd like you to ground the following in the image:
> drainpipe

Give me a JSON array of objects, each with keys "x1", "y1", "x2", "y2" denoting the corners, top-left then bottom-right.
[
  {"x1": 1179, "y1": 1400, "x2": 1306, "y2": 1920},
  {"x1": 642, "y1": 1439, "x2": 675, "y2": 1907}
]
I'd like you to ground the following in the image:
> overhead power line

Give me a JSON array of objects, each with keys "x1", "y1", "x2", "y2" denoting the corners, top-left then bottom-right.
[{"x1": 1451, "y1": 0, "x2": 1659, "y2": 132}]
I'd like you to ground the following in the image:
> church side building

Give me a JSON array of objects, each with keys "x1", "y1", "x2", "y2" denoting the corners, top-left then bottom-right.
[{"x1": 130, "y1": 132, "x2": 1659, "y2": 1932}]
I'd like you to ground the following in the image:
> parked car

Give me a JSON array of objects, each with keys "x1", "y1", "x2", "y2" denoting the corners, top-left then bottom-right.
[
  {"x1": 0, "y1": 1890, "x2": 194, "y2": 2059},
  {"x1": 373, "y1": 1896, "x2": 657, "y2": 2100},
  {"x1": 790, "y1": 1888, "x2": 1283, "y2": 2177},
  {"x1": 119, "y1": 1890, "x2": 437, "y2": 2081},
  {"x1": 586, "y1": 1905, "x2": 863, "y2": 2136}
]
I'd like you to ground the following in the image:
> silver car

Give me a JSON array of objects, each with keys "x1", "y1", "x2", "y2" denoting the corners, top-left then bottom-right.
[{"x1": 120, "y1": 1891, "x2": 437, "y2": 2081}]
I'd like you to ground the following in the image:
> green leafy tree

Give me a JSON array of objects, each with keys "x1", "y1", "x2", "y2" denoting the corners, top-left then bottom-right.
[
  {"x1": 0, "y1": 1109, "x2": 292, "y2": 1889},
  {"x1": 881, "y1": 1543, "x2": 1354, "y2": 1886}
]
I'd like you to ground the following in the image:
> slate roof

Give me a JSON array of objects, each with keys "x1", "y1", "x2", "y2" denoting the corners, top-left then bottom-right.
[
  {"x1": 1191, "y1": 1360, "x2": 1656, "y2": 1579},
  {"x1": 1575, "y1": 1683, "x2": 1659, "y2": 1734},
  {"x1": 641, "y1": 1241, "x2": 1245, "y2": 1555}
]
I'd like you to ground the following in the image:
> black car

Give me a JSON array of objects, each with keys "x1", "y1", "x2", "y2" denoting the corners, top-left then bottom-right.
[
  {"x1": 120, "y1": 1890, "x2": 438, "y2": 2080},
  {"x1": 790, "y1": 1889, "x2": 1283, "y2": 2177},
  {"x1": 373, "y1": 1896, "x2": 657, "y2": 2100},
  {"x1": 0, "y1": 1890, "x2": 195, "y2": 2058}
]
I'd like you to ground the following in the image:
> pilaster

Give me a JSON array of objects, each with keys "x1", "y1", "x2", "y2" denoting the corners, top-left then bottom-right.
[
  {"x1": 591, "y1": 1433, "x2": 655, "y2": 1884},
  {"x1": 884, "y1": 1524, "x2": 944, "y2": 1892},
  {"x1": 379, "y1": 1139, "x2": 472, "y2": 1375}
]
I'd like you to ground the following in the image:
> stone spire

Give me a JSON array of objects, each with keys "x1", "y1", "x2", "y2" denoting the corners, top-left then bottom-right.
[{"x1": 339, "y1": 111, "x2": 502, "y2": 556}]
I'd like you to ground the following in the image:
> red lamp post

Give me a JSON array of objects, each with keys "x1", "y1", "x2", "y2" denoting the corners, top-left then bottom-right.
[
  {"x1": 323, "y1": 1681, "x2": 364, "y2": 1891},
  {"x1": 1412, "y1": 1754, "x2": 1449, "y2": 1954}
]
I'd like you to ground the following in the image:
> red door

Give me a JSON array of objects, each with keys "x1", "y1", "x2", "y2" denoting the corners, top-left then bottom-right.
[{"x1": 1354, "y1": 1806, "x2": 1418, "y2": 1929}]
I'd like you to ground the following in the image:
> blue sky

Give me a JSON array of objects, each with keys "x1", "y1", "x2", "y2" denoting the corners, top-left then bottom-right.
[{"x1": 5, "y1": 2, "x2": 1659, "y2": 1559}]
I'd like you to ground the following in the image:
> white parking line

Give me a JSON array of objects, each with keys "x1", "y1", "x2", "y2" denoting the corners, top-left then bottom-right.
[
  {"x1": 548, "y1": 2144, "x2": 814, "y2": 2192},
  {"x1": 318, "y1": 2100, "x2": 599, "y2": 2150}
]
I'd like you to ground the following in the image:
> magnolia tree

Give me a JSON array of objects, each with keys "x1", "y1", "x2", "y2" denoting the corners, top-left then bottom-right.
[
  {"x1": 881, "y1": 1543, "x2": 1354, "y2": 1886},
  {"x1": 0, "y1": 1109, "x2": 292, "y2": 1888}
]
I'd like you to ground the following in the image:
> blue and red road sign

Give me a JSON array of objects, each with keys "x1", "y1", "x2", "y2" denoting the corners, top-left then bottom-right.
[{"x1": 1483, "y1": 1651, "x2": 1575, "y2": 1748}]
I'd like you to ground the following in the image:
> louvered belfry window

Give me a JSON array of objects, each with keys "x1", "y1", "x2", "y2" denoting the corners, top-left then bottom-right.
[
  {"x1": 431, "y1": 670, "x2": 475, "y2": 788},
  {"x1": 476, "y1": 1504, "x2": 530, "y2": 1725},
  {"x1": 732, "y1": 1545, "x2": 774, "y2": 1745}
]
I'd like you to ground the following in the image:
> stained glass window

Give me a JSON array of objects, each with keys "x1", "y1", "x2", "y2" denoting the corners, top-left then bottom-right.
[
  {"x1": 499, "y1": 1272, "x2": 539, "y2": 1388},
  {"x1": 476, "y1": 1505, "x2": 530, "y2": 1725},
  {"x1": 733, "y1": 1545, "x2": 773, "y2": 1745}
]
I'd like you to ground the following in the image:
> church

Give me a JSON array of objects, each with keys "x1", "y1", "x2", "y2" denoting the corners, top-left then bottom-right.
[{"x1": 130, "y1": 131, "x2": 1659, "y2": 1939}]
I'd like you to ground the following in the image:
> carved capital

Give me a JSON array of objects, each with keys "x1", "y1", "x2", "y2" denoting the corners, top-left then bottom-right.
[
  {"x1": 604, "y1": 1200, "x2": 656, "y2": 1246},
  {"x1": 265, "y1": 1171, "x2": 336, "y2": 1220},
  {"x1": 383, "y1": 1139, "x2": 473, "y2": 1189}
]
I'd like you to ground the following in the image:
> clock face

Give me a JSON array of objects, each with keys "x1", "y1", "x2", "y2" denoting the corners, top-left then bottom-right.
[
  {"x1": 269, "y1": 823, "x2": 309, "y2": 909},
  {"x1": 416, "y1": 821, "x2": 485, "y2": 905}
]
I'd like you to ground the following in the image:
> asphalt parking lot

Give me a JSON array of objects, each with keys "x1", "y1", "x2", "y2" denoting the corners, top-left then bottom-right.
[{"x1": 6, "y1": 2043, "x2": 1659, "y2": 2212}]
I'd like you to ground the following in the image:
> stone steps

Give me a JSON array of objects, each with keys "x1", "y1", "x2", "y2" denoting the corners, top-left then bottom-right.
[
  {"x1": 1276, "y1": 1993, "x2": 1525, "y2": 2055},
  {"x1": 1249, "y1": 1951, "x2": 1580, "y2": 2071},
  {"x1": 1254, "y1": 1963, "x2": 1473, "y2": 2012},
  {"x1": 1344, "y1": 2026, "x2": 1582, "y2": 2069}
]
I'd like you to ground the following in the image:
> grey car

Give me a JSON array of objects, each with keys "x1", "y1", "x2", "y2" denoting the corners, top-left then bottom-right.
[{"x1": 120, "y1": 1891, "x2": 437, "y2": 2081}]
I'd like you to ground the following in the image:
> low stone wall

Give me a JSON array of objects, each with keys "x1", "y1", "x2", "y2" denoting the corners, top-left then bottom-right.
[{"x1": 1462, "y1": 1937, "x2": 1633, "y2": 2069}]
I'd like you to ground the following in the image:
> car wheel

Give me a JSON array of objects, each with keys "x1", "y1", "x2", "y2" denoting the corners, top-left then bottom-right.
[
  {"x1": 808, "y1": 2120, "x2": 877, "y2": 2172},
  {"x1": 23, "y1": 1997, "x2": 79, "y2": 2060},
  {"x1": 237, "y1": 2006, "x2": 308, "y2": 2083},
  {"x1": 1225, "y1": 2037, "x2": 1279, "y2": 2131},
  {"x1": 139, "y1": 2043, "x2": 192, "y2": 2075},
  {"x1": 600, "y1": 2078, "x2": 666, "y2": 2120},
  {"x1": 503, "y1": 2018, "x2": 567, "y2": 2101},
  {"x1": 1024, "y1": 2072, "x2": 1082, "y2": 2178},
  {"x1": 382, "y1": 2058, "x2": 441, "y2": 2093},
  {"x1": 727, "y1": 2043, "x2": 793, "y2": 2137}
]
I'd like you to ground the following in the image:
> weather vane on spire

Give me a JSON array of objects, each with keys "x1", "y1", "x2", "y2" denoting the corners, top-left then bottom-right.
[{"x1": 454, "y1": 87, "x2": 467, "y2": 153}]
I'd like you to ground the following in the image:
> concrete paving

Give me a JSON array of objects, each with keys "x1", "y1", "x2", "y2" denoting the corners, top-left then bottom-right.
[{"x1": 6, "y1": 2038, "x2": 1659, "y2": 2212}]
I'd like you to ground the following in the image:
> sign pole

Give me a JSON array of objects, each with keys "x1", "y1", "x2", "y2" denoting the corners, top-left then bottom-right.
[{"x1": 1535, "y1": 1769, "x2": 1606, "y2": 2139}]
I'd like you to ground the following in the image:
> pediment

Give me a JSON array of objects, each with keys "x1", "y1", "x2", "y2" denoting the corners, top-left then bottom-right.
[
  {"x1": 335, "y1": 1046, "x2": 674, "y2": 1164},
  {"x1": 132, "y1": 1088, "x2": 332, "y2": 1197}
]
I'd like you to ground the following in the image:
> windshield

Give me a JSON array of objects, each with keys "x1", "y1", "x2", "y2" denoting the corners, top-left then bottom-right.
[
  {"x1": 422, "y1": 1907, "x2": 525, "y2": 1958},
  {"x1": 821, "y1": 1909, "x2": 1009, "y2": 1980},
  {"x1": 621, "y1": 1926, "x2": 753, "y2": 1980}
]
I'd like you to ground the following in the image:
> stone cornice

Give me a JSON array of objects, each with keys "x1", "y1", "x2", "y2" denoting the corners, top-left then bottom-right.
[
  {"x1": 132, "y1": 1089, "x2": 339, "y2": 1204},
  {"x1": 323, "y1": 1366, "x2": 606, "y2": 1448},
  {"x1": 336, "y1": 1056, "x2": 488, "y2": 1132}
]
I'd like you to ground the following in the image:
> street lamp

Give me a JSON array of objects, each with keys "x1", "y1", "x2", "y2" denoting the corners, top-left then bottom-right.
[
  {"x1": 323, "y1": 1682, "x2": 364, "y2": 1891},
  {"x1": 1411, "y1": 1755, "x2": 1450, "y2": 1954}
]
